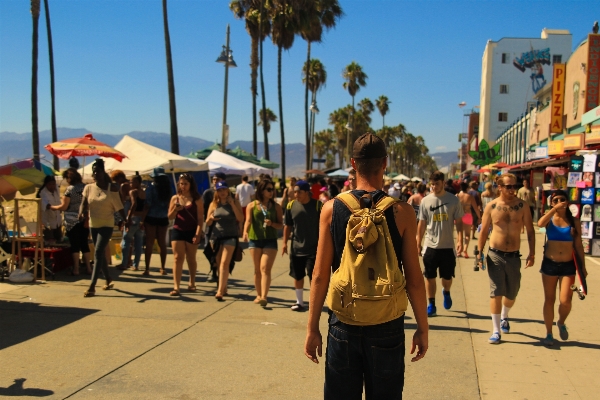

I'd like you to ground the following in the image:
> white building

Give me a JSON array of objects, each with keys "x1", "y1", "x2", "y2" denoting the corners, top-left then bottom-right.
[{"x1": 478, "y1": 28, "x2": 572, "y2": 145}]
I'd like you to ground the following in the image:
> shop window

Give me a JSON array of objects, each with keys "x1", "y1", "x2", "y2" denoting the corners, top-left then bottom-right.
[
  {"x1": 499, "y1": 112, "x2": 508, "y2": 122},
  {"x1": 552, "y1": 55, "x2": 562, "y2": 64},
  {"x1": 500, "y1": 85, "x2": 509, "y2": 94},
  {"x1": 502, "y1": 53, "x2": 509, "y2": 64}
]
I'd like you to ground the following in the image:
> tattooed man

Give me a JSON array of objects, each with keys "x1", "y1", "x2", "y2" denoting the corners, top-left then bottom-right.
[{"x1": 477, "y1": 173, "x2": 535, "y2": 344}]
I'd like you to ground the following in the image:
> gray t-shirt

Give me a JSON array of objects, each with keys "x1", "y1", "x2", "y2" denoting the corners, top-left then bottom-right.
[
  {"x1": 418, "y1": 192, "x2": 464, "y2": 249},
  {"x1": 284, "y1": 199, "x2": 321, "y2": 257}
]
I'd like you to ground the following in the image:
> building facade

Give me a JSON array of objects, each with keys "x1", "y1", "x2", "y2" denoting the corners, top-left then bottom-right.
[{"x1": 478, "y1": 29, "x2": 573, "y2": 146}]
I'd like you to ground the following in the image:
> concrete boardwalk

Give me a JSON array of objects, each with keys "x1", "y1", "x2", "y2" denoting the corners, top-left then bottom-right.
[{"x1": 0, "y1": 230, "x2": 598, "y2": 399}]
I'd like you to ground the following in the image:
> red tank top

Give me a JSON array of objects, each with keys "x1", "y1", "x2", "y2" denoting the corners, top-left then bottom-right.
[{"x1": 173, "y1": 202, "x2": 198, "y2": 231}]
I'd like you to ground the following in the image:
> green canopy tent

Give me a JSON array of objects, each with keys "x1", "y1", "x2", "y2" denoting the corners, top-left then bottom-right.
[
  {"x1": 229, "y1": 146, "x2": 260, "y2": 164},
  {"x1": 258, "y1": 157, "x2": 279, "y2": 170},
  {"x1": 188, "y1": 143, "x2": 221, "y2": 160}
]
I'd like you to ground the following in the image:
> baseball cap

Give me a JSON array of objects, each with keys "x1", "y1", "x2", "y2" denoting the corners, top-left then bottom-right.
[
  {"x1": 352, "y1": 133, "x2": 387, "y2": 159},
  {"x1": 150, "y1": 166, "x2": 166, "y2": 177},
  {"x1": 295, "y1": 180, "x2": 311, "y2": 192},
  {"x1": 215, "y1": 181, "x2": 229, "y2": 190}
]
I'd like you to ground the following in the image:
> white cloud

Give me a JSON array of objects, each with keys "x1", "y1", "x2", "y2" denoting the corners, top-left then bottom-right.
[{"x1": 435, "y1": 146, "x2": 447, "y2": 151}]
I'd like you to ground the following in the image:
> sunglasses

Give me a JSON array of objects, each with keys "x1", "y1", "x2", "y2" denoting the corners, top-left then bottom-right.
[
  {"x1": 265, "y1": 187, "x2": 274, "y2": 192},
  {"x1": 552, "y1": 197, "x2": 567, "y2": 204},
  {"x1": 500, "y1": 184, "x2": 517, "y2": 190},
  {"x1": 348, "y1": 178, "x2": 356, "y2": 181}
]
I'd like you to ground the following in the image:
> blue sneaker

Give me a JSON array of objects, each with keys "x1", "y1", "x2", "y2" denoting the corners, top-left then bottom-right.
[
  {"x1": 542, "y1": 334, "x2": 554, "y2": 347},
  {"x1": 488, "y1": 332, "x2": 501, "y2": 344},
  {"x1": 442, "y1": 290, "x2": 452, "y2": 310},
  {"x1": 557, "y1": 322, "x2": 569, "y2": 340},
  {"x1": 427, "y1": 304, "x2": 437, "y2": 317},
  {"x1": 500, "y1": 318, "x2": 510, "y2": 334}
]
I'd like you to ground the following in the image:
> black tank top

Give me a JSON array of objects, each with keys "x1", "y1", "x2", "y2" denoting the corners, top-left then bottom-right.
[{"x1": 330, "y1": 190, "x2": 404, "y2": 273}]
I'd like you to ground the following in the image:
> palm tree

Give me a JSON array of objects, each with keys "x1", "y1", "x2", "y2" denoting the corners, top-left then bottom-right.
[
  {"x1": 31, "y1": 0, "x2": 40, "y2": 162},
  {"x1": 162, "y1": 0, "x2": 179, "y2": 154},
  {"x1": 258, "y1": 0, "x2": 270, "y2": 159},
  {"x1": 258, "y1": 108, "x2": 277, "y2": 138},
  {"x1": 314, "y1": 128, "x2": 336, "y2": 169},
  {"x1": 230, "y1": 0, "x2": 270, "y2": 156},
  {"x1": 342, "y1": 62, "x2": 367, "y2": 166},
  {"x1": 376, "y1": 95, "x2": 391, "y2": 128},
  {"x1": 358, "y1": 97, "x2": 374, "y2": 124},
  {"x1": 298, "y1": 0, "x2": 343, "y2": 171},
  {"x1": 42, "y1": 0, "x2": 58, "y2": 169},
  {"x1": 302, "y1": 58, "x2": 327, "y2": 168},
  {"x1": 270, "y1": 0, "x2": 297, "y2": 182}
]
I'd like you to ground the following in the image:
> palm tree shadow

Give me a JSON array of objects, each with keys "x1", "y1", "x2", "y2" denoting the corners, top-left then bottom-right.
[
  {"x1": 0, "y1": 378, "x2": 53, "y2": 396},
  {"x1": 508, "y1": 332, "x2": 600, "y2": 350},
  {"x1": 450, "y1": 310, "x2": 544, "y2": 325},
  {"x1": 110, "y1": 288, "x2": 203, "y2": 303}
]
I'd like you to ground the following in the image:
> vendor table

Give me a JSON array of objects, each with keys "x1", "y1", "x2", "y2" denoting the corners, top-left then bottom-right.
[{"x1": 20, "y1": 246, "x2": 72, "y2": 278}]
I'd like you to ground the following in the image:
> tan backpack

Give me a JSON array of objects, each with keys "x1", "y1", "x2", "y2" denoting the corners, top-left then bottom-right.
[{"x1": 327, "y1": 192, "x2": 408, "y2": 325}]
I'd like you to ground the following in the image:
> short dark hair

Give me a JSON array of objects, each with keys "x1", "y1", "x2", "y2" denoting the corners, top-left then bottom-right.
[
  {"x1": 354, "y1": 157, "x2": 386, "y2": 177},
  {"x1": 417, "y1": 183, "x2": 426, "y2": 194},
  {"x1": 429, "y1": 171, "x2": 445, "y2": 182},
  {"x1": 242, "y1": 175, "x2": 249, "y2": 182},
  {"x1": 62, "y1": 168, "x2": 82, "y2": 184},
  {"x1": 469, "y1": 181, "x2": 478, "y2": 190},
  {"x1": 460, "y1": 182, "x2": 468, "y2": 192}
]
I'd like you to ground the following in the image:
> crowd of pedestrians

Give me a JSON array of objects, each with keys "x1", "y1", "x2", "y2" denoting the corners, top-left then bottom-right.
[{"x1": 43, "y1": 134, "x2": 590, "y2": 398}]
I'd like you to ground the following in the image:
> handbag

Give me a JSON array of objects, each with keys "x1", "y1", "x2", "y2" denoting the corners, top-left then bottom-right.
[{"x1": 234, "y1": 239, "x2": 244, "y2": 262}]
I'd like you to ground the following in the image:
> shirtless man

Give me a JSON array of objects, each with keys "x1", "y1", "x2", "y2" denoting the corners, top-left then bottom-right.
[
  {"x1": 457, "y1": 182, "x2": 482, "y2": 258},
  {"x1": 477, "y1": 173, "x2": 535, "y2": 344}
]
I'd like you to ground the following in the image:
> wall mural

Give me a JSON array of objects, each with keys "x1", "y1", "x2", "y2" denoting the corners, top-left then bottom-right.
[{"x1": 513, "y1": 47, "x2": 551, "y2": 94}]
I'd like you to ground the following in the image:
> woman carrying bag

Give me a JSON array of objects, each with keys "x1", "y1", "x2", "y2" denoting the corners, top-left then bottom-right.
[
  {"x1": 206, "y1": 181, "x2": 244, "y2": 301},
  {"x1": 242, "y1": 179, "x2": 283, "y2": 307}
]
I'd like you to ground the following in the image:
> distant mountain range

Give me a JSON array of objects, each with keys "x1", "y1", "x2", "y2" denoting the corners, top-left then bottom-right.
[{"x1": 0, "y1": 128, "x2": 456, "y2": 177}]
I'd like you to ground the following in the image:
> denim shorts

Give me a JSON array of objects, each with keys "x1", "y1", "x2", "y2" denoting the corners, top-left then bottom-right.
[
  {"x1": 540, "y1": 257, "x2": 576, "y2": 277},
  {"x1": 248, "y1": 239, "x2": 278, "y2": 249}
]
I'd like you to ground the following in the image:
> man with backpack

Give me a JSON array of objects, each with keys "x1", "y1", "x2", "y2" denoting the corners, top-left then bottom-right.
[
  {"x1": 304, "y1": 133, "x2": 428, "y2": 399},
  {"x1": 417, "y1": 171, "x2": 464, "y2": 317},
  {"x1": 282, "y1": 180, "x2": 322, "y2": 311}
]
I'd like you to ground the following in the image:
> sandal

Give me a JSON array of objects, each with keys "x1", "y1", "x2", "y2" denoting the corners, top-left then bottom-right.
[
  {"x1": 169, "y1": 290, "x2": 180, "y2": 296},
  {"x1": 116, "y1": 264, "x2": 127, "y2": 271},
  {"x1": 102, "y1": 282, "x2": 114, "y2": 290},
  {"x1": 142, "y1": 269, "x2": 150, "y2": 276},
  {"x1": 258, "y1": 298, "x2": 267, "y2": 307},
  {"x1": 160, "y1": 269, "x2": 167, "y2": 276},
  {"x1": 463, "y1": 251, "x2": 469, "y2": 259},
  {"x1": 215, "y1": 295, "x2": 224, "y2": 301},
  {"x1": 84, "y1": 291, "x2": 95, "y2": 297},
  {"x1": 188, "y1": 285, "x2": 197, "y2": 292}
]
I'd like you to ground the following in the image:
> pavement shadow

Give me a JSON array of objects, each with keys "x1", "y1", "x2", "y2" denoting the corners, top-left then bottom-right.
[
  {"x1": 0, "y1": 301, "x2": 99, "y2": 351},
  {"x1": 405, "y1": 322, "x2": 488, "y2": 334},
  {"x1": 106, "y1": 288, "x2": 204, "y2": 303},
  {"x1": 507, "y1": 332, "x2": 600, "y2": 350},
  {"x1": 0, "y1": 378, "x2": 53, "y2": 397},
  {"x1": 450, "y1": 311, "x2": 544, "y2": 325}
]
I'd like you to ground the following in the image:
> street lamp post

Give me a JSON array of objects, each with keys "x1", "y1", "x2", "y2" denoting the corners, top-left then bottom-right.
[
  {"x1": 345, "y1": 111, "x2": 354, "y2": 168},
  {"x1": 217, "y1": 24, "x2": 237, "y2": 153},
  {"x1": 309, "y1": 100, "x2": 319, "y2": 169}
]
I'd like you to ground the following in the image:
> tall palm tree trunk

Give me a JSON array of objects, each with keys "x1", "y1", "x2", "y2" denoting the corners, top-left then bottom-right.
[
  {"x1": 277, "y1": 45, "x2": 286, "y2": 181},
  {"x1": 259, "y1": 0, "x2": 269, "y2": 160},
  {"x1": 251, "y1": 36, "x2": 258, "y2": 155},
  {"x1": 43, "y1": 0, "x2": 58, "y2": 169},
  {"x1": 304, "y1": 41, "x2": 311, "y2": 171},
  {"x1": 162, "y1": 0, "x2": 179, "y2": 154},
  {"x1": 31, "y1": 0, "x2": 40, "y2": 162}
]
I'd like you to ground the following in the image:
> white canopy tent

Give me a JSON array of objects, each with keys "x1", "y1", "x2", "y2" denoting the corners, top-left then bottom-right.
[
  {"x1": 392, "y1": 173, "x2": 411, "y2": 181},
  {"x1": 205, "y1": 150, "x2": 271, "y2": 176},
  {"x1": 79, "y1": 135, "x2": 208, "y2": 178},
  {"x1": 411, "y1": 177, "x2": 423, "y2": 182}
]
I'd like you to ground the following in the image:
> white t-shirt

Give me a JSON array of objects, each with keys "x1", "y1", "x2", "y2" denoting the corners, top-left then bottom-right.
[
  {"x1": 236, "y1": 182, "x2": 255, "y2": 207},
  {"x1": 418, "y1": 192, "x2": 464, "y2": 249},
  {"x1": 40, "y1": 187, "x2": 62, "y2": 229}
]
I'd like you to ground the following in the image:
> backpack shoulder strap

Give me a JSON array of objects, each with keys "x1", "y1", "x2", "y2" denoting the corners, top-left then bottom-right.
[
  {"x1": 375, "y1": 195, "x2": 398, "y2": 212},
  {"x1": 336, "y1": 192, "x2": 361, "y2": 212}
]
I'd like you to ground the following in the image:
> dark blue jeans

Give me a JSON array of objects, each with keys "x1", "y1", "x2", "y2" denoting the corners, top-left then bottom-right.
[
  {"x1": 325, "y1": 315, "x2": 405, "y2": 400},
  {"x1": 89, "y1": 227, "x2": 113, "y2": 290}
]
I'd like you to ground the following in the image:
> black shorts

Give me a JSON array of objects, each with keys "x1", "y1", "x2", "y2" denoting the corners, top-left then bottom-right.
[
  {"x1": 171, "y1": 228, "x2": 196, "y2": 244},
  {"x1": 422, "y1": 247, "x2": 456, "y2": 280},
  {"x1": 540, "y1": 257, "x2": 576, "y2": 277},
  {"x1": 145, "y1": 216, "x2": 169, "y2": 227},
  {"x1": 289, "y1": 255, "x2": 315, "y2": 281}
]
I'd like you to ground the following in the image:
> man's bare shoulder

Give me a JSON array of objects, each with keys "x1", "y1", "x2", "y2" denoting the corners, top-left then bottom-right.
[
  {"x1": 393, "y1": 201, "x2": 415, "y2": 216},
  {"x1": 321, "y1": 198, "x2": 334, "y2": 222}
]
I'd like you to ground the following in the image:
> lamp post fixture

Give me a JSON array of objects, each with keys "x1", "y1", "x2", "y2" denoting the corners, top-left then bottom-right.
[
  {"x1": 345, "y1": 111, "x2": 354, "y2": 168},
  {"x1": 309, "y1": 100, "x2": 319, "y2": 168},
  {"x1": 217, "y1": 24, "x2": 237, "y2": 153}
]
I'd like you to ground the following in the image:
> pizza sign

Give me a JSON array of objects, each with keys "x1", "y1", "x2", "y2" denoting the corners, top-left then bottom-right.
[{"x1": 468, "y1": 140, "x2": 502, "y2": 166}]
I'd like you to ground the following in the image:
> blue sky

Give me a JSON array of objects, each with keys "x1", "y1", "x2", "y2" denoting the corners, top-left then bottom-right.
[{"x1": 0, "y1": 0, "x2": 596, "y2": 155}]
